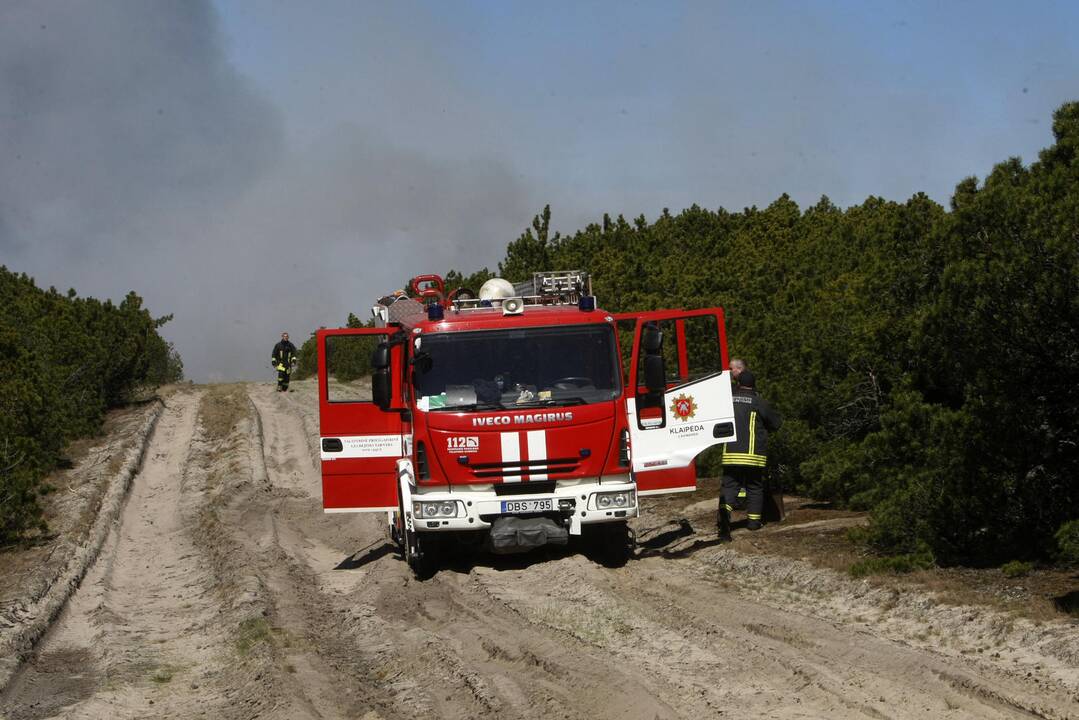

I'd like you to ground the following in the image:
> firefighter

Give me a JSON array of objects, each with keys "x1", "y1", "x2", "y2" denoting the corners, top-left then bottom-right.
[
  {"x1": 718, "y1": 370, "x2": 781, "y2": 540},
  {"x1": 728, "y1": 358, "x2": 748, "y2": 509},
  {"x1": 271, "y1": 332, "x2": 297, "y2": 392}
]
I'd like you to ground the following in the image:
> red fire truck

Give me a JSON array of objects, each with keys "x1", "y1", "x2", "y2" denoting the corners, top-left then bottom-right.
[{"x1": 317, "y1": 271, "x2": 737, "y2": 576}]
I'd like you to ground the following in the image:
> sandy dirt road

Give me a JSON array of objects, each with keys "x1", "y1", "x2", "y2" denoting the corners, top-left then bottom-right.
[{"x1": 2, "y1": 381, "x2": 1076, "y2": 719}]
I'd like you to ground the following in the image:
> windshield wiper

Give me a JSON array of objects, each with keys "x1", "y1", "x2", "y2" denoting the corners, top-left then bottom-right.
[
  {"x1": 429, "y1": 402, "x2": 505, "y2": 412},
  {"x1": 515, "y1": 397, "x2": 589, "y2": 408}
]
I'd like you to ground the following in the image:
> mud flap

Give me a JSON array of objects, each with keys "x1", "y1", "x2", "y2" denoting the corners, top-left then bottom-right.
[{"x1": 395, "y1": 460, "x2": 416, "y2": 557}]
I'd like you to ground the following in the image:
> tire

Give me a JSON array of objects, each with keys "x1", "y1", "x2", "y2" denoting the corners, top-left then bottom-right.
[
  {"x1": 393, "y1": 493, "x2": 407, "y2": 556},
  {"x1": 389, "y1": 511, "x2": 403, "y2": 549},
  {"x1": 405, "y1": 530, "x2": 440, "y2": 579},
  {"x1": 395, "y1": 494, "x2": 439, "y2": 579},
  {"x1": 587, "y1": 522, "x2": 633, "y2": 568}
]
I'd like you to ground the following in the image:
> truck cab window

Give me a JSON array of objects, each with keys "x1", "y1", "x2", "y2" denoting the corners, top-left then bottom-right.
[
  {"x1": 325, "y1": 334, "x2": 378, "y2": 402},
  {"x1": 414, "y1": 324, "x2": 621, "y2": 410}
]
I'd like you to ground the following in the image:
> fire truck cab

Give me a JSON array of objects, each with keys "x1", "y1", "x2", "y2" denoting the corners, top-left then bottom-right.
[{"x1": 317, "y1": 271, "x2": 737, "y2": 576}]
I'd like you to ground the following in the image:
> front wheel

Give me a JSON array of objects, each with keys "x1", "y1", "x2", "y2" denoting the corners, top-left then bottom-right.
[
  {"x1": 405, "y1": 530, "x2": 440, "y2": 579},
  {"x1": 395, "y1": 498, "x2": 439, "y2": 579},
  {"x1": 586, "y1": 522, "x2": 633, "y2": 568}
]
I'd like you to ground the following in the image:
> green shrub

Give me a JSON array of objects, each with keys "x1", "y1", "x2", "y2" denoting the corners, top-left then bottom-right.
[
  {"x1": 845, "y1": 525, "x2": 870, "y2": 545},
  {"x1": 0, "y1": 267, "x2": 181, "y2": 545},
  {"x1": 1056, "y1": 520, "x2": 1079, "y2": 563},
  {"x1": 1000, "y1": 560, "x2": 1033, "y2": 578},
  {"x1": 292, "y1": 332, "x2": 318, "y2": 380},
  {"x1": 850, "y1": 543, "x2": 935, "y2": 578}
]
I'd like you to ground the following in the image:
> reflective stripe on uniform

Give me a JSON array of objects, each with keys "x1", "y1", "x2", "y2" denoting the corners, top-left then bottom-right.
[
  {"x1": 749, "y1": 410, "x2": 757, "y2": 455},
  {"x1": 721, "y1": 452, "x2": 767, "y2": 467},
  {"x1": 721, "y1": 504, "x2": 733, "y2": 512},
  {"x1": 748, "y1": 513, "x2": 762, "y2": 520}
]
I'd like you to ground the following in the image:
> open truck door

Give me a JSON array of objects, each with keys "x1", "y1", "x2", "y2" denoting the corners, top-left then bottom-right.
[
  {"x1": 617, "y1": 309, "x2": 736, "y2": 495},
  {"x1": 318, "y1": 328, "x2": 406, "y2": 512}
]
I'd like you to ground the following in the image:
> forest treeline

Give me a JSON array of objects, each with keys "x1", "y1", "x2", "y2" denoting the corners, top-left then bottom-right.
[
  {"x1": 447, "y1": 103, "x2": 1079, "y2": 566},
  {"x1": 0, "y1": 268, "x2": 182, "y2": 544}
]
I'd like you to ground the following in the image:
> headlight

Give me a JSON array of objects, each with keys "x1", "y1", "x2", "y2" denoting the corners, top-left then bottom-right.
[
  {"x1": 593, "y1": 491, "x2": 635, "y2": 510},
  {"x1": 412, "y1": 500, "x2": 460, "y2": 518}
]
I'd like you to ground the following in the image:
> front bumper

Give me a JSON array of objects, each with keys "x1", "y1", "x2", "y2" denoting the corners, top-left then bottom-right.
[{"x1": 409, "y1": 476, "x2": 638, "y2": 535}]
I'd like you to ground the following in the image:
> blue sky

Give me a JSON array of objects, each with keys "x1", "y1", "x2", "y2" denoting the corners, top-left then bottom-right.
[
  {"x1": 215, "y1": 1, "x2": 1079, "y2": 219},
  {"x1": 2, "y1": 1, "x2": 1077, "y2": 380}
]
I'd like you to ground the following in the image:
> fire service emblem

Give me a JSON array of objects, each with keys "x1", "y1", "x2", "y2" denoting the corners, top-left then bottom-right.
[{"x1": 670, "y1": 393, "x2": 697, "y2": 422}]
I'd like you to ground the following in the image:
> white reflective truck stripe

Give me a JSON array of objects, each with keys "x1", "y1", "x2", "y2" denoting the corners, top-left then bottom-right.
[
  {"x1": 500, "y1": 432, "x2": 522, "y2": 482},
  {"x1": 527, "y1": 430, "x2": 548, "y2": 480}
]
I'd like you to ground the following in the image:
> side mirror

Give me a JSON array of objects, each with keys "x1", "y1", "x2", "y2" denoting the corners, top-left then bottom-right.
[
  {"x1": 644, "y1": 355, "x2": 665, "y2": 395},
  {"x1": 371, "y1": 343, "x2": 390, "y2": 370},
  {"x1": 641, "y1": 324, "x2": 663, "y2": 354},
  {"x1": 371, "y1": 342, "x2": 391, "y2": 410},
  {"x1": 372, "y1": 369, "x2": 391, "y2": 411}
]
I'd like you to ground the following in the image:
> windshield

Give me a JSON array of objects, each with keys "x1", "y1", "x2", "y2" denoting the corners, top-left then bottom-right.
[{"x1": 414, "y1": 324, "x2": 621, "y2": 411}]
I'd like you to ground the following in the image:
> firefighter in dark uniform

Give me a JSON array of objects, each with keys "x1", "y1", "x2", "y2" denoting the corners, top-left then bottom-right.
[
  {"x1": 271, "y1": 332, "x2": 297, "y2": 392},
  {"x1": 729, "y1": 358, "x2": 749, "y2": 509},
  {"x1": 719, "y1": 370, "x2": 781, "y2": 539}
]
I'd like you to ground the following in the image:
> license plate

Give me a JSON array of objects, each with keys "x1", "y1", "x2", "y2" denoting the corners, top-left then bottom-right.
[{"x1": 500, "y1": 498, "x2": 554, "y2": 514}]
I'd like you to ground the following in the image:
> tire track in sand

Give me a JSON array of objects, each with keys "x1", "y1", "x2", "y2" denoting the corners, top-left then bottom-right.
[
  {"x1": 466, "y1": 531, "x2": 1077, "y2": 719},
  {"x1": 246, "y1": 382, "x2": 680, "y2": 719},
  {"x1": 242, "y1": 384, "x2": 413, "y2": 719},
  {"x1": 15, "y1": 379, "x2": 1066, "y2": 719},
  {"x1": 249, "y1": 380, "x2": 1079, "y2": 719},
  {"x1": 0, "y1": 389, "x2": 239, "y2": 720}
]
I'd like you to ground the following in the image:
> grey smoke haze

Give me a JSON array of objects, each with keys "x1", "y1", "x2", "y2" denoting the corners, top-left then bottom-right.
[
  {"x1": 3, "y1": 1, "x2": 1077, "y2": 380},
  {"x1": 1, "y1": 1, "x2": 531, "y2": 380},
  {"x1": 0, "y1": 2, "x2": 279, "y2": 255}
]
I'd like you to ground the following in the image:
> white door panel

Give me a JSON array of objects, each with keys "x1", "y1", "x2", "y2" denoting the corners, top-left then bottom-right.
[{"x1": 628, "y1": 370, "x2": 737, "y2": 473}]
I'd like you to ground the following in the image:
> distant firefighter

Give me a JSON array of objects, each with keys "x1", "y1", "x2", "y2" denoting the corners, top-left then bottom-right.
[{"x1": 271, "y1": 332, "x2": 297, "y2": 392}]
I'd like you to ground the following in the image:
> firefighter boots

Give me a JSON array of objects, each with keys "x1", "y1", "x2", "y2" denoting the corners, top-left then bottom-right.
[{"x1": 717, "y1": 504, "x2": 732, "y2": 542}]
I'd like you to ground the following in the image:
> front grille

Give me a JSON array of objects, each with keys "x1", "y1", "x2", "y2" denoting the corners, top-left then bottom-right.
[{"x1": 468, "y1": 457, "x2": 579, "y2": 480}]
